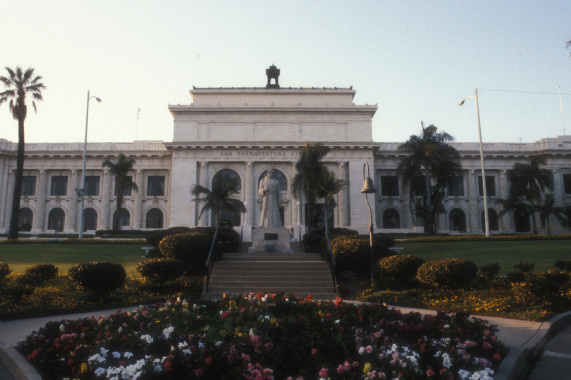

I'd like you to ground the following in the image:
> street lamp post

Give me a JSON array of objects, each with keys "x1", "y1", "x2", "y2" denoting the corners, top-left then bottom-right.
[
  {"x1": 79, "y1": 90, "x2": 102, "y2": 238},
  {"x1": 459, "y1": 89, "x2": 489, "y2": 237},
  {"x1": 361, "y1": 162, "x2": 377, "y2": 282}
]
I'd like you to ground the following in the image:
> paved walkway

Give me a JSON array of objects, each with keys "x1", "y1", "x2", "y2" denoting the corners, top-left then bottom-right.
[{"x1": 0, "y1": 306, "x2": 569, "y2": 379}]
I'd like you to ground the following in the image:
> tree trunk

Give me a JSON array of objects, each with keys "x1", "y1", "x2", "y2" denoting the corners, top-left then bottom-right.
[
  {"x1": 8, "y1": 117, "x2": 26, "y2": 239},
  {"x1": 115, "y1": 184, "x2": 123, "y2": 231},
  {"x1": 424, "y1": 174, "x2": 433, "y2": 234}
]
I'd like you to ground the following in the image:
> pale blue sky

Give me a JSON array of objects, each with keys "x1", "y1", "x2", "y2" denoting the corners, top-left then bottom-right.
[{"x1": 1, "y1": 0, "x2": 570, "y2": 144}]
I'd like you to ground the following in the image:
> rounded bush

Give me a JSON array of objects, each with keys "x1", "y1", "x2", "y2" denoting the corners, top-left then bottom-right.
[
  {"x1": 555, "y1": 259, "x2": 571, "y2": 272},
  {"x1": 146, "y1": 226, "x2": 192, "y2": 247},
  {"x1": 532, "y1": 270, "x2": 569, "y2": 296},
  {"x1": 330, "y1": 235, "x2": 391, "y2": 274},
  {"x1": 19, "y1": 263, "x2": 59, "y2": 287},
  {"x1": 158, "y1": 232, "x2": 212, "y2": 272},
  {"x1": 479, "y1": 263, "x2": 500, "y2": 279},
  {"x1": 416, "y1": 259, "x2": 478, "y2": 290},
  {"x1": 68, "y1": 262, "x2": 126, "y2": 294},
  {"x1": 0, "y1": 262, "x2": 11, "y2": 280},
  {"x1": 506, "y1": 271, "x2": 526, "y2": 283},
  {"x1": 137, "y1": 258, "x2": 187, "y2": 284},
  {"x1": 378, "y1": 254, "x2": 424, "y2": 281}
]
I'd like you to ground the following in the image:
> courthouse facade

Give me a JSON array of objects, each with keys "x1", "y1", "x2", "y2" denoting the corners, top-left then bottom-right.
[{"x1": 1, "y1": 69, "x2": 571, "y2": 238}]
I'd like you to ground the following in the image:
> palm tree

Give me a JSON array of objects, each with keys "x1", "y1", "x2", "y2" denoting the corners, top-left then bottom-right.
[
  {"x1": 102, "y1": 154, "x2": 137, "y2": 231},
  {"x1": 192, "y1": 172, "x2": 246, "y2": 260},
  {"x1": 0, "y1": 67, "x2": 45, "y2": 239},
  {"x1": 292, "y1": 143, "x2": 330, "y2": 232},
  {"x1": 507, "y1": 156, "x2": 554, "y2": 234},
  {"x1": 316, "y1": 168, "x2": 347, "y2": 256},
  {"x1": 397, "y1": 123, "x2": 461, "y2": 234},
  {"x1": 536, "y1": 194, "x2": 568, "y2": 235}
]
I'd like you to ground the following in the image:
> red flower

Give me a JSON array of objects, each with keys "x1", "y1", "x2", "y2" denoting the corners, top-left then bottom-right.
[
  {"x1": 164, "y1": 359, "x2": 173, "y2": 372},
  {"x1": 493, "y1": 353, "x2": 502, "y2": 362},
  {"x1": 193, "y1": 368, "x2": 204, "y2": 377},
  {"x1": 205, "y1": 356, "x2": 213, "y2": 366},
  {"x1": 426, "y1": 369, "x2": 435, "y2": 377}
]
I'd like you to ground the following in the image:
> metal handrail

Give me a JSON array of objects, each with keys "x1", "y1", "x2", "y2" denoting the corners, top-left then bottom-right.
[
  {"x1": 205, "y1": 228, "x2": 219, "y2": 292},
  {"x1": 323, "y1": 232, "x2": 337, "y2": 293}
]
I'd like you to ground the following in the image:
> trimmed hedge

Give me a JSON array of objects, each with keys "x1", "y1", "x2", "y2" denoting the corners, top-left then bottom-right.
[
  {"x1": 556, "y1": 259, "x2": 571, "y2": 272},
  {"x1": 19, "y1": 263, "x2": 59, "y2": 287},
  {"x1": 405, "y1": 233, "x2": 571, "y2": 243},
  {"x1": 137, "y1": 258, "x2": 187, "y2": 284},
  {"x1": 330, "y1": 234, "x2": 391, "y2": 274},
  {"x1": 0, "y1": 262, "x2": 11, "y2": 280},
  {"x1": 68, "y1": 262, "x2": 126, "y2": 294},
  {"x1": 146, "y1": 226, "x2": 192, "y2": 247},
  {"x1": 416, "y1": 259, "x2": 478, "y2": 290},
  {"x1": 303, "y1": 228, "x2": 359, "y2": 253},
  {"x1": 158, "y1": 232, "x2": 212, "y2": 273},
  {"x1": 378, "y1": 254, "x2": 424, "y2": 281}
]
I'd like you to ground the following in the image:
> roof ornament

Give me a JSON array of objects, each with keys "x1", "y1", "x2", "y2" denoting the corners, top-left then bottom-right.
[{"x1": 266, "y1": 64, "x2": 280, "y2": 89}]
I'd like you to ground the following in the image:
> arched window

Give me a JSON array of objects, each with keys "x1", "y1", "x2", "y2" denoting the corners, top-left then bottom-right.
[
  {"x1": 83, "y1": 208, "x2": 98, "y2": 231},
  {"x1": 481, "y1": 208, "x2": 499, "y2": 232},
  {"x1": 514, "y1": 209, "x2": 530, "y2": 232},
  {"x1": 382, "y1": 208, "x2": 400, "y2": 228},
  {"x1": 146, "y1": 208, "x2": 164, "y2": 228},
  {"x1": 18, "y1": 207, "x2": 33, "y2": 231},
  {"x1": 258, "y1": 169, "x2": 287, "y2": 191},
  {"x1": 48, "y1": 208, "x2": 65, "y2": 232},
  {"x1": 215, "y1": 169, "x2": 241, "y2": 190},
  {"x1": 449, "y1": 208, "x2": 466, "y2": 232},
  {"x1": 112, "y1": 208, "x2": 131, "y2": 229}
]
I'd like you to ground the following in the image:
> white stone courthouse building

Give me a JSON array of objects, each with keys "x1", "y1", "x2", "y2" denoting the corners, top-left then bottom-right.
[{"x1": 1, "y1": 68, "x2": 571, "y2": 238}]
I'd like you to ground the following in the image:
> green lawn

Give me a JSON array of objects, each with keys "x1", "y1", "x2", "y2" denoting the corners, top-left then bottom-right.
[
  {"x1": 0, "y1": 244, "x2": 148, "y2": 275},
  {"x1": 400, "y1": 240, "x2": 570, "y2": 273}
]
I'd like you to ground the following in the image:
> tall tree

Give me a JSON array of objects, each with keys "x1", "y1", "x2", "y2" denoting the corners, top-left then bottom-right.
[
  {"x1": 316, "y1": 168, "x2": 347, "y2": 255},
  {"x1": 536, "y1": 194, "x2": 568, "y2": 235},
  {"x1": 397, "y1": 123, "x2": 462, "y2": 234},
  {"x1": 102, "y1": 154, "x2": 137, "y2": 231},
  {"x1": 507, "y1": 156, "x2": 554, "y2": 234},
  {"x1": 0, "y1": 67, "x2": 45, "y2": 239},
  {"x1": 191, "y1": 171, "x2": 246, "y2": 229},
  {"x1": 292, "y1": 142, "x2": 330, "y2": 232}
]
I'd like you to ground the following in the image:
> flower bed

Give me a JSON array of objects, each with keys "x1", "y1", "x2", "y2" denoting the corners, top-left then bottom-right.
[{"x1": 18, "y1": 294, "x2": 506, "y2": 379}]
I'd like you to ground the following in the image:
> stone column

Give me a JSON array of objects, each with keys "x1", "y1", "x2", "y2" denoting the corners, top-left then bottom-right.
[
  {"x1": 2, "y1": 169, "x2": 14, "y2": 230},
  {"x1": 100, "y1": 168, "x2": 111, "y2": 230},
  {"x1": 65, "y1": 170, "x2": 79, "y2": 232},
  {"x1": 198, "y1": 161, "x2": 209, "y2": 226},
  {"x1": 337, "y1": 161, "x2": 348, "y2": 227},
  {"x1": 498, "y1": 170, "x2": 513, "y2": 232},
  {"x1": 245, "y1": 162, "x2": 255, "y2": 226},
  {"x1": 133, "y1": 170, "x2": 145, "y2": 229},
  {"x1": 33, "y1": 170, "x2": 48, "y2": 231},
  {"x1": 466, "y1": 170, "x2": 478, "y2": 233},
  {"x1": 0, "y1": 158, "x2": 7, "y2": 230}
]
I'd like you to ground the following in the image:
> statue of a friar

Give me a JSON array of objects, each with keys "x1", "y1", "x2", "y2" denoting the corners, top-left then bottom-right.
[{"x1": 258, "y1": 169, "x2": 282, "y2": 227}]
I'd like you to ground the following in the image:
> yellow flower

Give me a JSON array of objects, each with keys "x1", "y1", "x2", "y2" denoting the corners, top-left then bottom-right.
[
  {"x1": 80, "y1": 363, "x2": 88, "y2": 374},
  {"x1": 363, "y1": 363, "x2": 372, "y2": 374}
]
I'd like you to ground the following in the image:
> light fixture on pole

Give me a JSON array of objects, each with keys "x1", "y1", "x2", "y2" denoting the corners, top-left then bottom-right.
[
  {"x1": 361, "y1": 162, "x2": 377, "y2": 282},
  {"x1": 79, "y1": 90, "x2": 102, "y2": 238},
  {"x1": 459, "y1": 89, "x2": 489, "y2": 237}
]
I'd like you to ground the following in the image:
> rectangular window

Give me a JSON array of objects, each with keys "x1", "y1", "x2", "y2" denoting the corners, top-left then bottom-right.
[
  {"x1": 115, "y1": 176, "x2": 133, "y2": 196},
  {"x1": 380, "y1": 176, "x2": 399, "y2": 197},
  {"x1": 50, "y1": 176, "x2": 68, "y2": 196},
  {"x1": 22, "y1": 176, "x2": 36, "y2": 196},
  {"x1": 85, "y1": 176, "x2": 100, "y2": 196},
  {"x1": 147, "y1": 176, "x2": 165, "y2": 196},
  {"x1": 478, "y1": 175, "x2": 496, "y2": 197},
  {"x1": 563, "y1": 174, "x2": 571, "y2": 195},
  {"x1": 447, "y1": 176, "x2": 464, "y2": 196}
]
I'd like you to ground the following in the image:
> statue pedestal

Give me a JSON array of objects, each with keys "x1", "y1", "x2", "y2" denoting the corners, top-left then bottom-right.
[{"x1": 248, "y1": 227, "x2": 293, "y2": 253}]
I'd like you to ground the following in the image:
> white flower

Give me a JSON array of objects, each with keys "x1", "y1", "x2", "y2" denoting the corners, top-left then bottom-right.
[
  {"x1": 124, "y1": 352, "x2": 134, "y2": 359},
  {"x1": 94, "y1": 367, "x2": 106, "y2": 377},
  {"x1": 162, "y1": 326, "x2": 174, "y2": 339},
  {"x1": 112, "y1": 351, "x2": 121, "y2": 359},
  {"x1": 178, "y1": 341, "x2": 188, "y2": 349},
  {"x1": 141, "y1": 334, "x2": 154, "y2": 344},
  {"x1": 359, "y1": 346, "x2": 366, "y2": 355}
]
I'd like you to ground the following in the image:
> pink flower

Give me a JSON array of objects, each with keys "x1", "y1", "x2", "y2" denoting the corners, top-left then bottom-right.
[
  {"x1": 319, "y1": 367, "x2": 328, "y2": 378},
  {"x1": 483, "y1": 342, "x2": 492, "y2": 350},
  {"x1": 426, "y1": 369, "x2": 435, "y2": 377},
  {"x1": 193, "y1": 368, "x2": 204, "y2": 377},
  {"x1": 311, "y1": 348, "x2": 317, "y2": 355},
  {"x1": 493, "y1": 352, "x2": 502, "y2": 362}
]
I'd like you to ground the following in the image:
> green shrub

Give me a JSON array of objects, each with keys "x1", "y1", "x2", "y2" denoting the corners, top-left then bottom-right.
[
  {"x1": 378, "y1": 254, "x2": 424, "y2": 282},
  {"x1": 159, "y1": 232, "x2": 212, "y2": 272},
  {"x1": 416, "y1": 259, "x2": 478, "y2": 290},
  {"x1": 480, "y1": 263, "x2": 501, "y2": 279},
  {"x1": 303, "y1": 228, "x2": 359, "y2": 253},
  {"x1": 137, "y1": 258, "x2": 187, "y2": 284},
  {"x1": 146, "y1": 226, "x2": 192, "y2": 247},
  {"x1": 555, "y1": 260, "x2": 571, "y2": 272},
  {"x1": 514, "y1": 261, "x2": 535, "y2": 272},
  {"x1": 330, "y1": 234, "x2": 391, "y2": 274},
  {"x1": 0, "y1": 262, "x2": 11, "y2": 280},
  {"x1": 18, "y1": 263, "x2": 59, "y2": 287},
  {"x1": 531, "y1": 270, "x2": 569, "y2": 296},
  {"x1": 0, "y1": 283, "x2": 32, "y2": 303},
  {"x1": 68, "y1": 262, "x2": 126, "y2": 294}
]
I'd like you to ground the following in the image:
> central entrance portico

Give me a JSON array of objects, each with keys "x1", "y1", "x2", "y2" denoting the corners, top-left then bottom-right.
[{"x1": 166, "y1": 66, "x2": 378, "y2": 241}]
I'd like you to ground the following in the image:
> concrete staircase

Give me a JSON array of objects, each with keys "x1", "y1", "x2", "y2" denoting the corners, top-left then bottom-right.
[{"x1": 202, "y1": 252, "x2": 338, "y2": 300}]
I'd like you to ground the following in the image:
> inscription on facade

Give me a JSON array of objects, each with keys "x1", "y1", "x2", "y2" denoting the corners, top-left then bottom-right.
[{"x1": 220, "y1": 150, "x2": 301, "y2": 157}]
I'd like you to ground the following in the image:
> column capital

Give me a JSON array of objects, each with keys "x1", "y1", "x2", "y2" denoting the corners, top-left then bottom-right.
[
  {"x1": 246, "y1": 162, "x2": 253, "y2": 168},
  {"x1": 201, "y1": 161, "x2": 208, "y2": 167}
]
